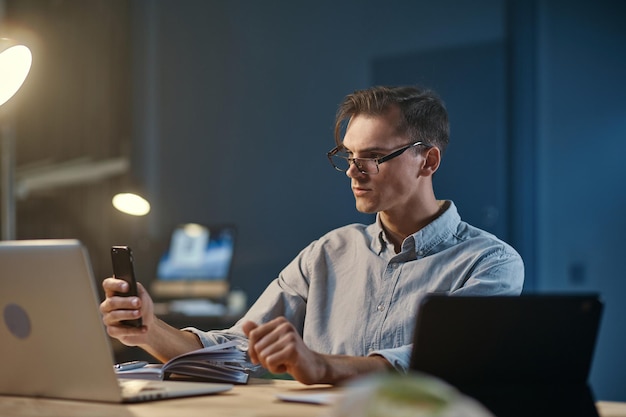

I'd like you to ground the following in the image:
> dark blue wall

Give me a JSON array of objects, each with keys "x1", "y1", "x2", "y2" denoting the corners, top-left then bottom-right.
[
  {"x1": 130, "y1": 0, "x2": 626, "y2": 401},
  {"x1": 534, "y1": 0, "x2": 626, "y2": 401},
  {"x1": 132, "y1": 0, "x2": 507, "y2": 298}
]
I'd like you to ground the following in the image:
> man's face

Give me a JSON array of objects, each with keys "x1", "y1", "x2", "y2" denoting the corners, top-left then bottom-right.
[{"x1": 341, "y1": 107, "x2": 425, "y2": 215}]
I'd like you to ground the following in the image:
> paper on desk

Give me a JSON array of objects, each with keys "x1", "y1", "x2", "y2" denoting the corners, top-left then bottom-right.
[{"x1": 276, "y1": 392, "x2": 344, "y2": 405}]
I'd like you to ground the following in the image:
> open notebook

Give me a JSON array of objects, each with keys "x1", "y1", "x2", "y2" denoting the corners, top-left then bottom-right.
[
  {"x1": 409, "y1": 293, "x2": 604, "y2": 417},
  {"x1": 0, "y1": 239, "x2": 232, "y2": 403}
]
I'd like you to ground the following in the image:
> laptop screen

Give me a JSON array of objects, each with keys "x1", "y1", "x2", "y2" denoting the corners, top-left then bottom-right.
[{"x1": 151, "y1": 224, "x2": 236, "y2": 300}]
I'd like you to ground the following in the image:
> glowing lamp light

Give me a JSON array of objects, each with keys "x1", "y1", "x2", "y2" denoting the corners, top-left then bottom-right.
[
  {"x1": 182, "y1": 223, "x2": 206, "y2": 237},
  {"x1": 112, "y1": 192, "x2": 151, "y2": 216},
  {"x1": 0, "y1": 42, "x2": 32, "y2": 107}
]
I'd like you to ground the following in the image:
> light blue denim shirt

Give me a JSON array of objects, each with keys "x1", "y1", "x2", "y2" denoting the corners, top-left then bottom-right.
[{"x1": 185, "y1": 200, "x2": 524, "y2": 374}]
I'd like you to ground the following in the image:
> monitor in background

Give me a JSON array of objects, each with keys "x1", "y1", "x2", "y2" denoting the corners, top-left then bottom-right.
[{"x1": 150, "y1": 223, "x2": 236, "y2": 301}]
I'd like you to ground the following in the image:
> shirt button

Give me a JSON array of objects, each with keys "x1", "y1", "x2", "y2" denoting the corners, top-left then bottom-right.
[{"x1": 377, "y1": 304, "x2": 385, "y2": 312}]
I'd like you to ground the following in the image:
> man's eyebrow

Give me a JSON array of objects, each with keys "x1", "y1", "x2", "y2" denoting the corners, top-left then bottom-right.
[{"x1": 342, "y1": 145, "x2": 393, "y2": 154}]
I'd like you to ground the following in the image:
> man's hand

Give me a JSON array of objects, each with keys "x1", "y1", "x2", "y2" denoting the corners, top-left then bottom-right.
[
  {"x1": 100, "y1": 277, "x2": 154, "y2": 346},
  {"x1": 242, "y1": 317, "x2": 327, "y2": 384},
  {"x1": 100, "y1": 277, "x2": 203, "y2": 363},
  {"x1": 242, "y1": 317, "x2": 392, "y2": 385}
]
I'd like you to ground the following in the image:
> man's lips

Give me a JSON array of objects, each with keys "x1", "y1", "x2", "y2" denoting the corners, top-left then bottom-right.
[{"x1": 352, "y1": 185, "x2": 371, "y2": 196}]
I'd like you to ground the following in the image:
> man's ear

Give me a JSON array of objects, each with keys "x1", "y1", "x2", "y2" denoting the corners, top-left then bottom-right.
[{"x1": 419, "y1": 146, "x2": 441, "y2": 177}]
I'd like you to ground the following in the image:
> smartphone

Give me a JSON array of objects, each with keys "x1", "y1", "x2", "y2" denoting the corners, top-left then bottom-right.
[{"x1": 110, "y1": 245, "x2": 143, "y2": 328}]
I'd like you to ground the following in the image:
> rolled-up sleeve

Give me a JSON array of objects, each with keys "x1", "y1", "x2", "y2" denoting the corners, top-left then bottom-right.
[{"x1": 368, "y1": 344, "x2": 413, "y2": 373}]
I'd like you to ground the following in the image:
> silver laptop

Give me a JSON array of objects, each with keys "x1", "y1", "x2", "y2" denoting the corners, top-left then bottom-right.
[{"x1": 0, "y1": 239, "x2": 232, "y2": 402}]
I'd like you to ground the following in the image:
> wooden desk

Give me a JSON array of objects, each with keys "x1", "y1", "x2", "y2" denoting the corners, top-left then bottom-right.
[
  {"x1": 0, "y1": 379, "x2": 625, "y2": 417},
  {"x1": 0, "y1": 379, "x2": 336, "y2": 417},
  {"x1": 600, "y1": 402, "x2": 626, "y2": 417}
]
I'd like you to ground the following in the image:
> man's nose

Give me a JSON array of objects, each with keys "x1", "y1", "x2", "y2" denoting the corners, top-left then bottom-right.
[{"x1": 345, "y1": 160, "x2": 365, "y2": 178}]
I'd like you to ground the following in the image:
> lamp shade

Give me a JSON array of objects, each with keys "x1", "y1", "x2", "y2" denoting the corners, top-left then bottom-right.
[{"x1": 0, "y1": 39, "x2": 32, "y2": 107}]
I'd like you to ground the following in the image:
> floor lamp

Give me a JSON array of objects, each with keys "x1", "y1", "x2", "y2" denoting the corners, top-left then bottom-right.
[
  {"x1": 0, "y1": 37, "x2": 149, "y2": 241},
  {"x1": 0, "y1": 38, "x2": 32, "y2": 240}
]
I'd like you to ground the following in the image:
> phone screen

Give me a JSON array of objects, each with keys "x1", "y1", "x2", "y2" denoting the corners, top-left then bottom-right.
[{"x1": 111, "y1": 246, "x2": 142, "y2": 327}]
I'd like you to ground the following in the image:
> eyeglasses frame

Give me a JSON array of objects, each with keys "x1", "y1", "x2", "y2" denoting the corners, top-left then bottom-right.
[{"x1": 326, "y1": 141, "x2": 432, "y2": 175}]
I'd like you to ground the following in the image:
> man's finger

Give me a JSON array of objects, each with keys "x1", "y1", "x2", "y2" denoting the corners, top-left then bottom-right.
[
  {"x1": 102, "y1": 277, "x2": 129, "y2": 297},
  {"x1": 241, "y1": 321, "x2": 260, "y2": 363},
  {"x1": 241, "y1": 320, "x2": 258, "y2": 336}
]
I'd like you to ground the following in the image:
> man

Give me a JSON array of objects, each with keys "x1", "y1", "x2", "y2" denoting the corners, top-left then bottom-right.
[{"x1": 101, "y1": 85, "x2": 524, "y2": 385}]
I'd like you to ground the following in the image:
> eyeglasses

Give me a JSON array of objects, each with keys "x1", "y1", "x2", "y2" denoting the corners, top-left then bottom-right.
[{"x1": 327, "y1": 141, "x2": 431, "y2": 175}]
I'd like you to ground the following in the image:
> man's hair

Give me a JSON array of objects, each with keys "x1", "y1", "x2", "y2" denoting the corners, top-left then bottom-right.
[{"x1": 334, "y1": 85, "x2": 449, "y2": 154}]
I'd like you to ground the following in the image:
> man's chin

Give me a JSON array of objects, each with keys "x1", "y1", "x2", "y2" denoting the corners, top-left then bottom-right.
[{"x1": 355, "y1": 201, "x2": 378, "y2": 214}]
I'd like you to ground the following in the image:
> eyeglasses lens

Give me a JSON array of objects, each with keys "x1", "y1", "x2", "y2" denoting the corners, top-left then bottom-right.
[{"x1": 330, "y1": 154, "x2": 378, "y2": 174}]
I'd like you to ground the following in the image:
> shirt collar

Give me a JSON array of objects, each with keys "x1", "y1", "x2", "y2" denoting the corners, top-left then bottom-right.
[
  {"x1": 367, "y1": 200, "x2": 461, "y2": 257},
  {"x1": 367, "y1": 215, "x2": 387, "y2": 255}
]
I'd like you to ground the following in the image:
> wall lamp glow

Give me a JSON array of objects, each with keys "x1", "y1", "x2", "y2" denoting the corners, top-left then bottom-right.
[
  {"x1": 0, "y1": 39, "x2": 32, "y2": 106},
  {"x1": 112, "y1": 192, "x2": 151, "y2": 216}
]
